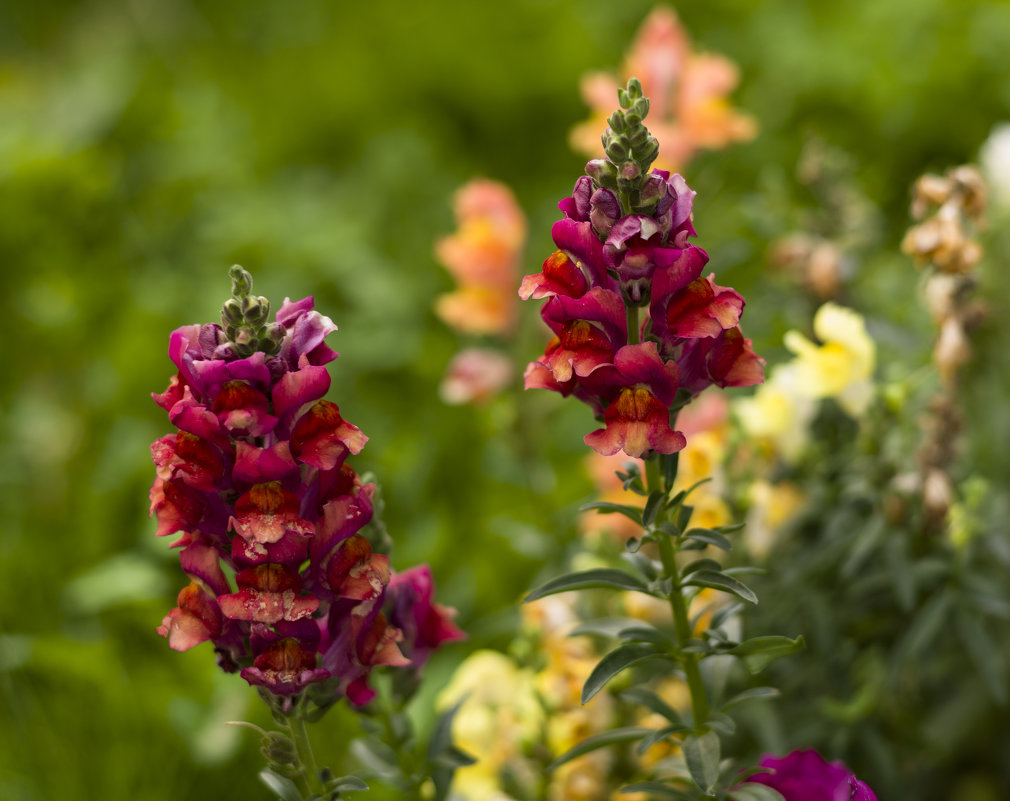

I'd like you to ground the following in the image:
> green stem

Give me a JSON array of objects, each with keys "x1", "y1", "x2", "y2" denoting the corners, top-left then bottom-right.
[
  {"x1": 643, "y1": 457, "x2": 711, "y2": 730},
  {"x1": 289, "y1": 713, "x2": 325, "y2": 797},
  {"x1": 627, "y1": 305, "x2": 640, "y2": 346}
]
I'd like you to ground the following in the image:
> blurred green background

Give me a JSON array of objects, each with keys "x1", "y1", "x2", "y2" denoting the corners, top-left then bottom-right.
[{"x1": 2, "y1": 1, "x2": 1010, "y2": 799}]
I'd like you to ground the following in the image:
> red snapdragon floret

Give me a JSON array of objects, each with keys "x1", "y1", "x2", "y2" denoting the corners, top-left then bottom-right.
[
  {"x1": 519, "y1": 250, "x2": 592, "y2": 301},
  {"x1": 230, "y1": 482, "x2": 314, "y2": 545},
  {"x1": 653, "y1": 273, "x2": 745, "y2": 341},
  {"x1": 537, "y1": 287, "x2": 627, "y2": 383},
  {"x1": 582, "y1": 342, "x2": 686, "y2": 458},
  {"x1": 158, "y1": 581, "x2": 224, "y2": 652},
  {"x1": 212, "y1": 380, "x2": 278, "y2": 437},
  {"x1": 386, "y1": 565, "x2": 466, "y2": 669},
  {"x1": 218, "y1": 563, "x2": 320, "y2": 624},
  {"x1": 290, "y1": 400, "x2": 368, "y2": 471},
  {"x1": 241, "y1": 627, "x2": 331, "y2": 696}
]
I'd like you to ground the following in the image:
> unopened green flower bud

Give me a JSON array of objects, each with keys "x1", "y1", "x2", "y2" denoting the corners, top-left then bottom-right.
[
  {"x1": 606, "y1": 140, "x2": 628, "y2": 162},
  {"x1": 222, "y1": 298, "x2": 244, "y2": 325},
  {"x1": 229, "y1": 264, "x2": 253, "y2": 298}
]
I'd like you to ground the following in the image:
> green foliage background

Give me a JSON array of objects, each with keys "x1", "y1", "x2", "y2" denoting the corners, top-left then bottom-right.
[{"x1": 2, "y1": 1, "x2": 1009, "y2": 799}]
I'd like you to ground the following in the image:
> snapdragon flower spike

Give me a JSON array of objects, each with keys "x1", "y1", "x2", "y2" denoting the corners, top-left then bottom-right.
[
  {"x1": 520, "y1": 81, "x2": 763, "y2": 457},
  {"x1": 151, "y1": 266, "x2": 462, "y2": 706}
]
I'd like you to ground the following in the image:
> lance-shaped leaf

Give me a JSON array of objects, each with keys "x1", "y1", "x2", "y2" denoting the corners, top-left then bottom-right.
[
  {"x1": 682, "y1": 729, "x2": 721, "y2": 794},
  {"x1": 618, "y1": 623, "x2": 677, "y2": 647},
  {"x1": 635, "y1": 723, "x2": 687, "y2": 754},
  {"x1": 731, "y1": 784, "x2": 787, "y2": 801},
  {"x1": 730, "y1": 635, "x2": 805, "y2": 674},
  {"x1": 581, "y1": 500, "x2": 645, "y2": 524},
  {"x1": 582, "y1": 643, "x2": 665, "y2": 703},
  {"x1": 683, "y1": 570, "x2": 758, "y2": 604},
  {"x1": 547, "y1": 726, "x2": 653, "y2": 771},
  {"x1": 525, "y1": 568, "x2": 652, "y2": 601},
  {"x1": 721, "y1": 686, "x2": 780, "y2": 711},
  {"x1": 643, "y1": 490, "x2": 666, "y2": 526},
  {"x1": 621, "y1": 687, "x2": 685, "y2": 725},
  {"x1": 622, "y1": 781, "x2": 694, "y2": 799},
  {"x1": 683, "y1": 527, "x2": 733, "y2": 551},
  {"x1": 259, "y1": 769, "x2": 303, "y2": 801}
]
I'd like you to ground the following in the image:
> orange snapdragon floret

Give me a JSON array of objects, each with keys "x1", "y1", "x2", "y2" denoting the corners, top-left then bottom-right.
[
  {"x1": 435, "y1": 179, "x2": 527, "y2": 336},
  {"x1": 570, "y1": 7, "x2": 756, "y2": 172}
]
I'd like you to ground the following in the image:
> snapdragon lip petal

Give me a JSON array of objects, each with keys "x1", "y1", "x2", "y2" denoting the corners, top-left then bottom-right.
[
  {"x1": 218, "y1": 563, "x2": 320, "y2": 624},
  {"x1": 558, "y1": 175, "x2": 593, "y2": 221},
  {"x1": 551, "y1": 218, "x2": 612, "y2": 289},
  {"x1": 152, "y1": 373, "x2": 187, "y2": 412},
  {"x1": 179, "y1": 542, "x2": 231, "y2": 597},
  {"x1": 322, "y1": 535, "x2": 391, "y2": 601},
  {"x1": 240, "y1": 637, "x2": 330, "y2": 696},
  {"x1": 211, "y1": 380, "x2": 278, "y2": 437},
  {"x1": 661, "y1": 274, "x2": 745, "y2": 339},
  {"x1": 230, "y1": 482, "x2": 315, "y2": 544},
  {"x1": 150, "y1": 477, "x2": 206, "y2": 538},
  {"x1": 518, "y1": 250, "x2": 591, "y2": 301},
  {"x1": 584, "y1": 386, "x2": 687, "y2": 458},
  {"x1": 157, "y1": 581, "x2": 224, "y2": 652},
  {"x1": 290, "y1": 400, "x2": 368, "y2": 471},
  {"x1": 151, "y1": 432, "x2": 229, "y2": 491},
  {"x1": 231, "y1": 529, "x2": 310, "y2": 568},
  {"x1": 386, "y1": 564, "x2": 465, "y2": 669},
  {"x1": 581, "y1": 341, "x2": 680, "y2": 407},
  {"x1": 192, "y1": 351, "x2": 274, "y2": 400},
  {"x1": 310, "y1": 489, "x2": 376, "y2": 569},
  {"x1": 232, "y1": 441, "x2": 299, "y2": 485},
  {"x1": 271, "y1": 364, "x2": 332, "y2": 426}
]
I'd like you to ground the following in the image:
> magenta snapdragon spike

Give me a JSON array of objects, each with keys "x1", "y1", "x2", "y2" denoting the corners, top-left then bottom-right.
[
  {"x1": 520, "y1": 80, "x2": 763, "y2": 458},
  {"x1": 151, "y1": 266, "x2": 461, "y2": 711}
]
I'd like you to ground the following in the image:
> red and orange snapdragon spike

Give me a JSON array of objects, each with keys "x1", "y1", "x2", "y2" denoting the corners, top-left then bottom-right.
[
  {"x1": 151, "y1": 267, "x2": 463, "y2": 709},
  {"x1": 521, "y1": 88, "x2": 763, "y2": 459}
]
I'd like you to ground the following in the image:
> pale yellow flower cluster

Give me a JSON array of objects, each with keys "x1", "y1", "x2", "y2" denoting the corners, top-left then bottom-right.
[{"x1": 736, "y1": 302, "x2": 876, "y2": 463}]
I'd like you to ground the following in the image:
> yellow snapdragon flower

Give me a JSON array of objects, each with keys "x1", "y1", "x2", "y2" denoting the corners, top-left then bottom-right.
[{"x1": 783, "y1": 302, "x2": 876, "y2": 416}]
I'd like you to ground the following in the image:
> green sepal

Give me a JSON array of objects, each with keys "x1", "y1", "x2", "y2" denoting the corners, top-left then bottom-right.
[
  {"x1": 682, "y1": 570, "x2": 758, "y2": 605},
  {"x1": 730, "y1": 636, "x2": 806, "y2": 674},
  {"x1": 547, "y1": 726, "x2": 653, "y2": 771},
  {"x1": 682, "y1": 729, "x2": 721, "y2": 794},
  {"x1": 582, "y1": 643, "x2": 665, "y2": 703},
  {"x1": 525, "y1": 568, "x2": 653, "y2": 602}
]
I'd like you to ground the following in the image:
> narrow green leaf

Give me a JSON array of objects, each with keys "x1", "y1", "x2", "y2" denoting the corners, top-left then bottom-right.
[
  {"x1": 259, "y1": 769, "x2": 303, "y2": 801},
  {"x1": 525, "y1": 569, "x2": 652, "y2": 602},
  {"x1": 721, "y1": 686, "x2": 780, "y2": 711},
  {"x1": 327, "y1": 776, "x2": 369, "y2": 793},
  {"x1": 571, "y1": 617, "x2": 647, "y2": 638},
  {"x1": 428, "y1": 698, "x2": 465, "y2": 761},
  {"x1": 622, "y1": 780, "x2": 693, "y2": 799},
  {"x1": 731, "y1": 784, "x2": 787, "y2": 801},
  {"x1": 956, "y1": 607, "x2": 1007, "y2": 703},
  {"x1": 683, "y1": 528, "x2": 733, "y2": 551},
  {"x1": 683, "y1": 570, "x2": 758, "y2": 604},
  {"x1": 682, "y1": 730, "x2": 721, "y2": 793},
  {"x1": 622, "y1": 551, "x2": 660, "y2": 580},
  {"x1": 661, "y1": 451, "x2": 679, "y2": 489},
  {"x1": 618, "y1": 624, "x2": 676, "y2": 647},
  {"x1": 581, "y1": 500, "x2": 644, "y2": 524},
  {"x1": 547, "y1": 726, "x2": 652, "y2": 771},
  {"x1": 681, "y1": 559, "x2": 723, "y2": 577},
  {"x1": 730, "y1": 636, "x2": 805, "y2": 674},
  {"x1": 655, "y1": 521, "x2": 681, "y2": 538},
  {"x1": 643, "y1": 490, "x2": 666, "y2": 526},
  {"x1": 621, "y1": 687, "x2": 685, "y2": 725},
  {"x1": 710, "y1": 602, "x2": 744, "y2": 630},
  {"x1": 434, "y1": 745, "x2": 478, "y2": 768},
  {"x1": 635, "y1": 723, "x2": 687, "y2": 754},
  {"x1": 582, "y1": 644, "x2": 664, "y2": 704},
  {"x1": 714, "y1": 522, "x2": 746, "y2": 534},
  {"x1": 898, "y1": 590, "x2": 950, "y2": 661},
  {"x1": 706, "y1": 711, "x2": 736, "y2": 736}
]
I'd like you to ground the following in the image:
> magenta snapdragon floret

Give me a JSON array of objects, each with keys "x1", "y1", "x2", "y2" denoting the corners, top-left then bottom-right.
[{"x1": 152, "y1": 267, "x2": 461, "y2": 704}]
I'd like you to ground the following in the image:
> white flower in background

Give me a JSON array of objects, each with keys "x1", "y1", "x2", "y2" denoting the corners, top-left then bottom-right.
[{"x1": 979, "y1": 122, "x2": 1010, "y2": 211}]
